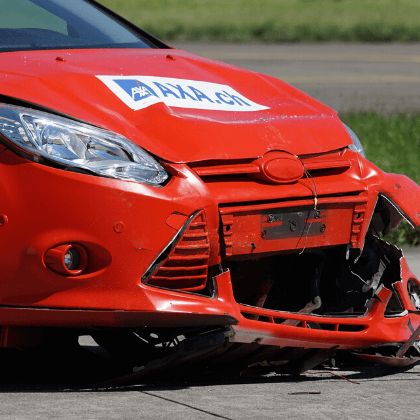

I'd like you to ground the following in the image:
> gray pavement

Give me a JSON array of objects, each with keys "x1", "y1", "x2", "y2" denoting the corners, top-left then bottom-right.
[
  {"x1": 1, "y1": 366, "x2": 419, "y2": 420},
  {"x1": 174, "y1": 42, "x2": 420, "y2": 114},
  {"x1": 1, "y1": 363, "x2": 419, "y2": 419}
]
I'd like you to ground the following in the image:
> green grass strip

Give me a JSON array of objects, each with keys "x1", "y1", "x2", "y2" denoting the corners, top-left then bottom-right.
[{"x1": 99, "y1": 0, "x2": 420, "y2": 43}]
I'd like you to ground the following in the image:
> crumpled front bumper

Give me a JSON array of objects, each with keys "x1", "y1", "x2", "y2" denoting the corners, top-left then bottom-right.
[
  {"x1": 1, "y1": 146, "x2": 420, "y2": 352},
  {"x1": 1, "y1": 251, "x2": 419, "y2": 352}
]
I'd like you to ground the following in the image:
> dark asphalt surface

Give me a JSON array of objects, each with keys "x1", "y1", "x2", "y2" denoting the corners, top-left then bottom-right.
[
  {"x1": 3, "y1": 43, "x2": 420, "y2": 419},
  {"x1": 175, "y1": 42, "x2": 420, "y2": 115}
]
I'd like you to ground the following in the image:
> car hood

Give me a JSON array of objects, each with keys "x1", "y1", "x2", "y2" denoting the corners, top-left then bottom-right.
[{"x1": 0, "y1": 49, "x2": 351, "y2": 163}]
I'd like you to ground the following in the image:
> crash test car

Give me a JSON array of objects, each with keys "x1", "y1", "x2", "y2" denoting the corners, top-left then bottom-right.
[{"x1": 1, "y1": 0, "x2": 420, "y2": 381}]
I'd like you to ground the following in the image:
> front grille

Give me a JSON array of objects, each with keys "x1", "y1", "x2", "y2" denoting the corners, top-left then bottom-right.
[
  {"x1": 189, "y1": 152, "x2": 351, "y2": 180},
  {"x1": 146, "y1": 211, "x2": 210, "y2": 292}
]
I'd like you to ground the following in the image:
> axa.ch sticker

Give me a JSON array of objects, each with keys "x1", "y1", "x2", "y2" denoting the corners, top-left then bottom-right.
[{"x1": 97, "y1": 75, "x2": 269, "y2": 112}]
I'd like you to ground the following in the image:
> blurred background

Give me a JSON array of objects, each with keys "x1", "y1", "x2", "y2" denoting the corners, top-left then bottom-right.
[{"x1": 97, "y1": 0, "x2": 420, "y2": 43}]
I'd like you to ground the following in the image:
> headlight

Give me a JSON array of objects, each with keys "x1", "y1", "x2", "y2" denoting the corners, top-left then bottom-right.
[
  {"x1": 343, "y1": 123, "x2": 366, "y2": 159},
  {"x1": 0, "y1": 103, "x2": 168, "y2": 186}
]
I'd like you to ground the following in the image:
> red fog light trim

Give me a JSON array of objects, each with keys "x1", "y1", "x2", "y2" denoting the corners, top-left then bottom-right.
[
  {"x1": 44, "y1": 244, "x2": 88, "y2": 276},
  {"x1": 143, "y1": 210, "x2": 210, "y2": 292}
]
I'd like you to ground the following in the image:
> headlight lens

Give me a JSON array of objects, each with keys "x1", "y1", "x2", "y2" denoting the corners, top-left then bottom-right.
[
  {"x1": 0, "y1": 103, "x2": 168, "y2": 186},
  {"x1": 343, "y1": 123, "x2": 366, "y2": 159}
]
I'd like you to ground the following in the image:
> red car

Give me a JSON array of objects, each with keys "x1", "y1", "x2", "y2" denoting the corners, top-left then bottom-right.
[{"x1": 1, "y1": 0, "x2": 420, "y2": 380}]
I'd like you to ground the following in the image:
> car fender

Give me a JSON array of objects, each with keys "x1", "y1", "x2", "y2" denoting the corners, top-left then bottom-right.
[{"x1": 377, "y1": 173, "x2": 420, "y2": 228}]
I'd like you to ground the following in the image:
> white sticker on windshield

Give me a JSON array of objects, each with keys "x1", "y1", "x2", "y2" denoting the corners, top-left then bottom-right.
[{"x1": 97, "y1": 75, "x2": 269, "y2": 112}]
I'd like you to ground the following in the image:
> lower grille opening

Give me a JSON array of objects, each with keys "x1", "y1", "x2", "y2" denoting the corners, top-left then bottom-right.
[{"x1": 225, "y1": 232, "x2": 405, "y2": 318}]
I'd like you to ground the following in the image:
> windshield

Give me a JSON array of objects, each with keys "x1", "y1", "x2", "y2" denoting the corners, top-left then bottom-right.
[{"x1": 0, "y1": 0, "x2": 155, "y2": 52}]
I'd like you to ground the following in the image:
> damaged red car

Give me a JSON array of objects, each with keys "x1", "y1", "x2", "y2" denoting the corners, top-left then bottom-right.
[{"x1": 1, "y1": 0, "x2": 420, "y2": 380}]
